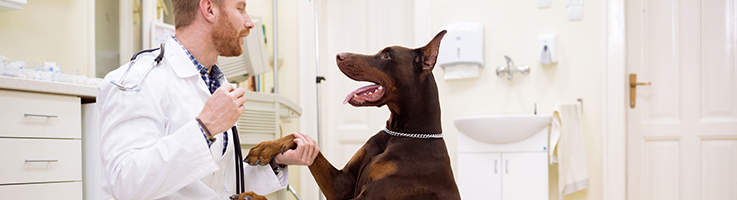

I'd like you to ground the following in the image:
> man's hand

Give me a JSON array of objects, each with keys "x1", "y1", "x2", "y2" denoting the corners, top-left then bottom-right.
[
  {"x1": 198, "y1": 84, "x2": 246, "y2": 135},
  {"x1": 274, "y1": 132, "x2": 319, "y2": 166}
]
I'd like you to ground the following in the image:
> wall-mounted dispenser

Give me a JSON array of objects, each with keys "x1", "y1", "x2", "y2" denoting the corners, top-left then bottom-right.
[
  {"x1": 437, "y1": 22, "x2": 484, "y2": 80},
  {"x1": 537, "y1": 33, "x2": 557, "y2": 64}
]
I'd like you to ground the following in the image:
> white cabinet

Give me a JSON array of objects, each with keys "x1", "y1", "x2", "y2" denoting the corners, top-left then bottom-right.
[
  {"x1": 0, "y1": 77, "x2": 97, "y2": 199},
  {"x1": 457, "y1": 126, "x2": 550, "y2": 200},
  {"x1": 501, "y1": 152, "x2": 548, "y2": 199},
  {"x1": 0, "y1": 90, "x2": 83, "y2": 198},
  {"x1": 458, "y1": 153, "x2": 502, "y2": 199},
  {"x1": 458, "y1": 152, "x2": 548, "y2": 200}
]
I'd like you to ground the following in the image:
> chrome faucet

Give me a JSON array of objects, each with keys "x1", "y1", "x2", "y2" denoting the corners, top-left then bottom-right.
[{"x1": 495, "y1": 55, "x2": 529, "y2": 80}]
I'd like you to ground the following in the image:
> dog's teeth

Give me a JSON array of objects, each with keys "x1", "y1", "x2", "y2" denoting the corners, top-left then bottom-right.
[
  {"x1": 378, "y1": 86, "x2": 383, "y2": 90},
  {"x1": 354, "y1": 94, "x2": 358, "y2": 97},
  {"x1": 368, "y1": 92, "x2": 373, "y2": 95}
]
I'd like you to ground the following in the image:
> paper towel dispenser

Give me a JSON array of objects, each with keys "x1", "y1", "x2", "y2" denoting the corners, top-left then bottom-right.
[
  {"x1": 437, "y1": 22, "x2": 484, "y2": 80},
  {"x1": 437, "y1": 22, "x2": 484, "y2": 67}
]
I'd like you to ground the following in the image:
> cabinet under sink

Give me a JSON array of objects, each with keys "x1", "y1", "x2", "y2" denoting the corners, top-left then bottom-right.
[{"x1": 455, "y1": 114, "x2": 551, "y2": 200}]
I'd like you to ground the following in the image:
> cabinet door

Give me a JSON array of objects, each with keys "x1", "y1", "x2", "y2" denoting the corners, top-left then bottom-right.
[
  {"x1": 458, "y1": 153, "x2": 502, "y2": 200},
  {"x1": 502, "y1": 152, "x2": 548, "y2": 200}
]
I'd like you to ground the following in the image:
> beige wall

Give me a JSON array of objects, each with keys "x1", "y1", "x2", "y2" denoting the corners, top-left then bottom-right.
[
  {"x1": 0, "y1": 0, "x2": 91, "y2": 76},
  {"x1": 432, "y1": 0, "x2": 603, "y2": 200}
]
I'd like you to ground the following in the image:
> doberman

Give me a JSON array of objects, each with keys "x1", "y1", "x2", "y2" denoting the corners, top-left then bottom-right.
[{"x1": 245, "y1": 30, "x2": 460, "y2": 200}]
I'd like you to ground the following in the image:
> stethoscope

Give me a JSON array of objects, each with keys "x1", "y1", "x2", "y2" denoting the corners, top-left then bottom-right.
[
  {"x1": 113, "y1": 44, "x2": 250, "y2": 199},
  {"x1": 230, "y1": 126, "x2": 248, "y2": 200},
  {"x1": 110, "y1": 43, "x2": 166, "y2": 92}
]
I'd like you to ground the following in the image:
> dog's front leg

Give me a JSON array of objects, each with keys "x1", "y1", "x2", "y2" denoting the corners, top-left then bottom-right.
[{"x1": 307, "y1": 152, "x2": 358, "y2": 200}]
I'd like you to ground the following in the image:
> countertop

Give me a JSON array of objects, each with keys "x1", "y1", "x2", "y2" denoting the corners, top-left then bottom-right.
[{"x1": 0, "y1": 76, "x2": 97, "y2": 103}]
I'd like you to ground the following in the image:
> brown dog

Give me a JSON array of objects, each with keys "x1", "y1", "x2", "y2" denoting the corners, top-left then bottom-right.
[{"x1": 246, "y1": 30, "x2": 460, "y2": 200}]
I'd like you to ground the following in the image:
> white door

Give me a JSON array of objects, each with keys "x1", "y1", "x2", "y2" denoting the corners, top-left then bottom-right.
[
  {"x1": 626, "y1": 0, "x2": 737, "y2": 199},
  {"x1": 502, "y1": 152, "x2": 548, "y2": 200},
  {"x1": 457, "y1": 153, "x2": 503, "y2": 200},
  {"x1": 323, "y1": 0, "x2": 417, "y2": 167}
]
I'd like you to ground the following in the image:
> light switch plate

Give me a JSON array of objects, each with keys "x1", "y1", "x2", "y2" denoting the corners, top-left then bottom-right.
[
  {"x1": 538, "y1": 0, "x2": 551, "y2": 8},
  {"x1": 568, "y1": 5, "x2": 583, "y2": 20},
  {"x1": 566, "y1": 0, "x2": 583, "y2": 6}
]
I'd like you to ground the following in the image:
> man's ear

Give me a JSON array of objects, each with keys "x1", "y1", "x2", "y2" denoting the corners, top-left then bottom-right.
[
  {"x1": 420, "y1": 30, "x2": 447, "y2": 71},
  {"x1": 200, "y1": 0, "x2": 217, "y2": 23}
]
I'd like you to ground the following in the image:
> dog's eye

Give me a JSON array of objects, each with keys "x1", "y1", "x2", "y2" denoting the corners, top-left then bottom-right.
[{"x1": 381, "y1": 53, "x2": 391, "y2": 60}]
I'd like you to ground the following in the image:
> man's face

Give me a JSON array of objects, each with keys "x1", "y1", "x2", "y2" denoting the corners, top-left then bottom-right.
[{"x1": 213, "y1": 0, "x2": 254, "y2": 57}]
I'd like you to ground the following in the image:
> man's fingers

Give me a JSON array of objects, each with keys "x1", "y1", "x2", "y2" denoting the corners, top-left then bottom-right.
[
  {"x1": 219, "y1": 83, "x2": 235, "y2": 92},
  {"x1": 295, "y1": 133, "x2": 315, "y2": 165},
  {"x1": 303, "y1": 144, "x2": 314, "y2": 165},
  {"x1": 232, "y1": 87, "x2": 246, "y2": 98}
]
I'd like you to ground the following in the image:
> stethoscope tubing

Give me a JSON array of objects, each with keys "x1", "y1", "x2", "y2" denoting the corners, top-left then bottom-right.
[{"x1": 111, "y1": 43, "x2": 166, "y2": 91}]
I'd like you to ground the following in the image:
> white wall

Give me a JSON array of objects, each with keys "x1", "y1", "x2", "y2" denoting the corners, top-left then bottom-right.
[
  {"x1": 431, "y1": 0, "x2": 603, "y2": 200},
  {"x1": 0, "y1": 0, "x2": 92, "y2": 77}
]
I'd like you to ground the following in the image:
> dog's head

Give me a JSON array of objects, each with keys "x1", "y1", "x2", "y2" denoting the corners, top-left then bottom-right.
[{"x1": 337, "y1": 30, "x2": 447, "y2": 109}]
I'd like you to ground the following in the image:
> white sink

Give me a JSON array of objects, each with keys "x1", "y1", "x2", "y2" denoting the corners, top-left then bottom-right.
[{"x1": 454, "y1": 114, "x2": 552, "y2": 144}]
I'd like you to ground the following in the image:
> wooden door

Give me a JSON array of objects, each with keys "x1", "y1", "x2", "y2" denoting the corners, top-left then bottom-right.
[{"x1": 626, "y1": 0, "x2": 737, "y2": 199}]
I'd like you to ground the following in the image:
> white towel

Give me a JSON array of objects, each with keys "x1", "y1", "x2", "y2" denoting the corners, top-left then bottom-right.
[{"x1": 549, "y1": 102, "x2": 589, "y2": 197}]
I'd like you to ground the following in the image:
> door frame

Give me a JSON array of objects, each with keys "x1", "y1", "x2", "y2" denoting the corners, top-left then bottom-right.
[{"x1": 602, "y1": 0, "x2": 627, "y2": 200}]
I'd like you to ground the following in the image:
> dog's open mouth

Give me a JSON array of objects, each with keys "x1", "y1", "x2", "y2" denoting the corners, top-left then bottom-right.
[{"x1": 343, "y1": 83, "x2": 385, "y2": 104}]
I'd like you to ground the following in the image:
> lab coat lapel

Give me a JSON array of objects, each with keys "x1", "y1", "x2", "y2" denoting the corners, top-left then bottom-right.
[{"x1": 163, "y1": 37, "x2": 211, "y2": 97}]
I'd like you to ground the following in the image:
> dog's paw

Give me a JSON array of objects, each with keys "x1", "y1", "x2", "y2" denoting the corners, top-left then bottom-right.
[
  {"x1": 245, "y1": 134, "x2": 297, "y2": 165},
  {"x1": 229, "y1": 191, "x2": 267, "y2": 200}
]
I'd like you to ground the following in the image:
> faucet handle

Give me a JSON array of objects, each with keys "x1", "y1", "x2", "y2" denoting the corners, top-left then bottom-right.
[
  {"x1": 504, "y1": 55, "x2": 514, "y2": 67},
  {"x1": 518, "y1": 65, "x2": 530, "y2": 75}
]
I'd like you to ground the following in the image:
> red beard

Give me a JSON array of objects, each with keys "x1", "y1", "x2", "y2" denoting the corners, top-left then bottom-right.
[{"x1": 213, "y1": 11, "x2": 248, "y2": 57}]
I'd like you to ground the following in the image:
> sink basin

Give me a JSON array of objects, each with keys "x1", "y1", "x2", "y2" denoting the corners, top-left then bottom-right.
[{"x1": 454, "y1": 114, "x2": 552, "y2": 144}]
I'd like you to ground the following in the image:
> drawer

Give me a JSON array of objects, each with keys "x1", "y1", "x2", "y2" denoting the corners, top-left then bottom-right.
[
  {"x1": 0, "y1": 90, "x2": 81, "y2": 138},
  {"x1": 0, "y1": 181, "x2": 82, "y2": 199},
  {"x1": 0, "y1": 138, "x2": 82, "y2": 184}
]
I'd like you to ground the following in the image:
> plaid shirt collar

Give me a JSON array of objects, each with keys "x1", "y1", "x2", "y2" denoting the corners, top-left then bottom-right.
[{"x1": 172, "y1": 37, "x2": 224, "y2": 94}]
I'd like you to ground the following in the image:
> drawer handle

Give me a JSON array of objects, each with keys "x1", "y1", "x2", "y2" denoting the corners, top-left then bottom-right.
[
  {"x1": 24, "y1": 113, "x2": 58, "y2": 118},
  {"x1": 25, "y1": 159, "x2": 59, "y2": 163}
]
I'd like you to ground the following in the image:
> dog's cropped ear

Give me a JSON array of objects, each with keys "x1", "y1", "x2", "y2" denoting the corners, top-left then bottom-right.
[{"x1": 419, "y1": 30, "x2": 447, "y2": 72}]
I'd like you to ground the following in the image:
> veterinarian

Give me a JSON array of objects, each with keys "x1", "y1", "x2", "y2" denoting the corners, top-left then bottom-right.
[{"x1": 97, "y1": 0, "x2": 319, "y2": 199}]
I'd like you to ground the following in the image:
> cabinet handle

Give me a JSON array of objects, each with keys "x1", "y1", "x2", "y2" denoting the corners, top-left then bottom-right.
[
  {"x1": 494, "y1": 160, "x2": 498, "y2": 173},
  {"x1": 505, "y1": 160, "x2": 509, "y2": 174},
  {"x1": 25, "y1": 159, "x2": 59, "y2": 163},
  {"x1": 24, "y1": 113, "x2": 58, "y2": 118}
]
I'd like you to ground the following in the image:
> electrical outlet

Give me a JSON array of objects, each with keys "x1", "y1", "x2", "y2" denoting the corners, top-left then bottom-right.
[{"x1": 566, "y1": 0, "x2": 582, "y2": 6}]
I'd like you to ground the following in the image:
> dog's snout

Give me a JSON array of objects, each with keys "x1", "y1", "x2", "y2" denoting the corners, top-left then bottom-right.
[{"x1": 337, "y1": 53, "x2": 347, "y2": 61}]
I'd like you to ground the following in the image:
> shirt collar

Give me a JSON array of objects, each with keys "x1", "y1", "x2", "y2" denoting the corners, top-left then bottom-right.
[{"x1": 171, "y1": 36, "x2": 224, "y2": 81}]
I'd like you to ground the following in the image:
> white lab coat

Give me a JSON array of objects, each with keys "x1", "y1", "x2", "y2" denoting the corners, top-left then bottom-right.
[{"x1": 98, "y1": 37, "x2": 287, "y2": 200}]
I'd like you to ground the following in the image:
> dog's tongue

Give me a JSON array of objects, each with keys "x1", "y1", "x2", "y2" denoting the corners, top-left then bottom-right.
[{"x1": 344, "y1": 84, "x2": 383, "y2": 104}]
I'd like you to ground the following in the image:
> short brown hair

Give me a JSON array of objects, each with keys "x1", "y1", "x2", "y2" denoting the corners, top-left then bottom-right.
[{"x1": 172, "y1": 0, "x2": 223, "y2": 29}]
